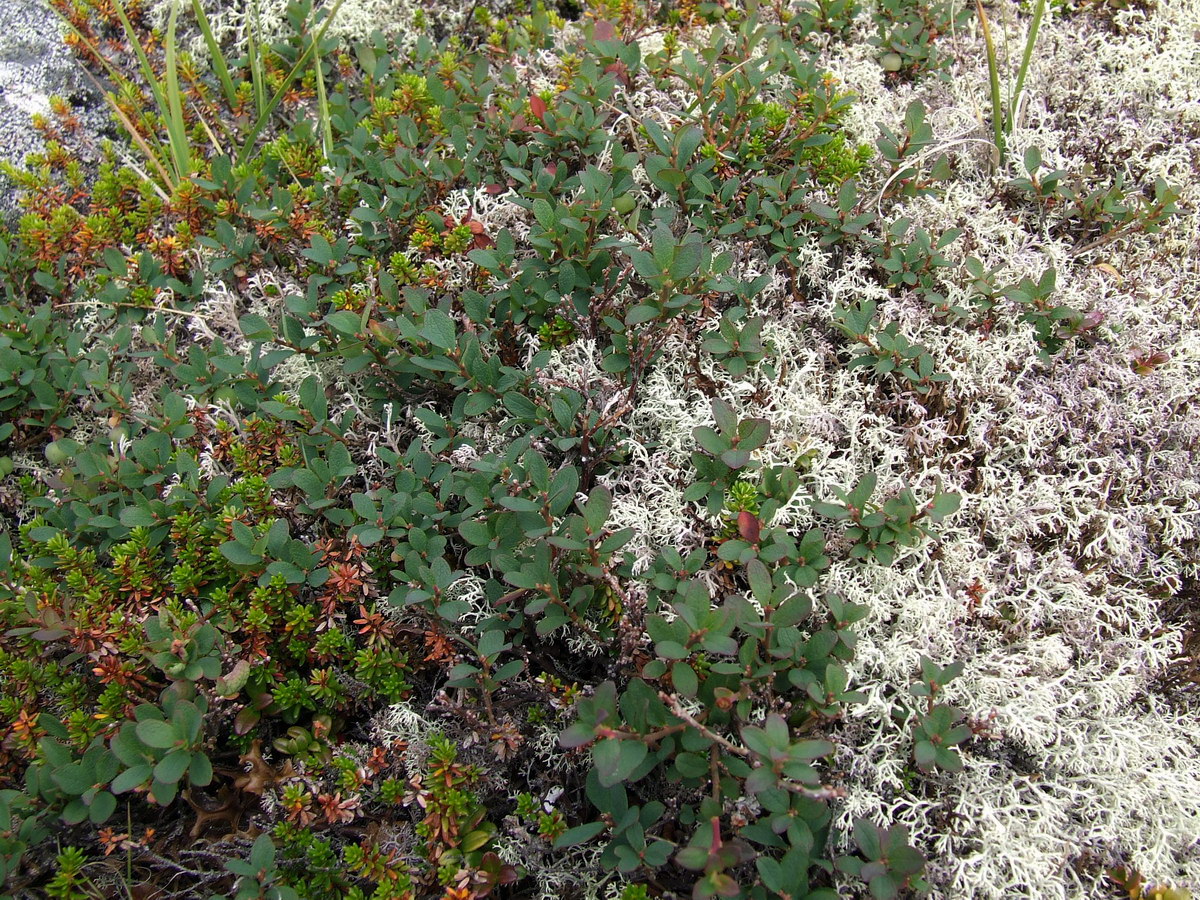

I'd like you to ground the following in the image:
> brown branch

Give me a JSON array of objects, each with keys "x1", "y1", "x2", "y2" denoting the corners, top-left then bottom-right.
[{"x1": 658, "y1": 690, "x2": 749, "y2": 757}]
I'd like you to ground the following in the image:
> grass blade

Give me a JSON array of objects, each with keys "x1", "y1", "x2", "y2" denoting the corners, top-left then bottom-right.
[
  {"x1": 193, "y1": 105, "x2": 228, "y2": 158},
  {"x1": 110, "y1": 0, "x2": 170, "y2": 134},
  {"x1": 1010, "y1": 0, "x2": 1046, "y2": 126},
  {"x1": 47, "y1": 4, "x2": 175, "y2": 192},
  {"x1": 191, "y1": 0, "x2": 238, "y2": 110},
  {"x1": 236, "y1": 0, "x2": 345, "y2": 168},
  {"x1": 100, "y1": 93, "x2": 175, "y2": 199},
  {"x1": 163, "y1": 0, "x2": 192, "y2": 182},
  {"x1": 248, "y1": 0, "x2": 267, "y2": 122},
  {"x1": 313, "y1": 36, "x2": 333, "y2": 161},
  {"x1": 976, "y1": 0, "x2": 1005, "y2": 165}
]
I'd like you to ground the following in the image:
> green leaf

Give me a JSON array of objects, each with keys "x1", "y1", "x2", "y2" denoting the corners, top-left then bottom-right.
[
  {"x1": 712, "y1": 398, "x2": 738, "y2": 435},
  {"x1": 811, "y1": 501, "x2": 849, "y2": 521},
  {"x1": 325, "y1": 310, "x2": 361, "y2": 336},
  {"x1": 493, "y1": 659, "x2": 524, "y2": 682},
  {"x1": 737, "y1": 418, "x2": 771, "y2": 450},
  {"x1": 791, "y1": 739, "x2": 835, "y2": 760},
  {"x1": 651, "y1": 224, "x2": 674, "y2": 268},
  {"x1": 468, "y1": 248, "x2": 500, "y2": 271},
  {"x1": 550, "y1": 465, "x2": 580, "y2": 514},
  {"x1": 581, "y1": 486, "x2": 612, "y2": 534},
  {"x1": 914, "y1": 740, "x2": 937, "y2": 770},
  {"x1": 459, "y1": 520, "x2": 491, "y2": 547},
  {"x1": 498, "y1": 496, "x2": 540, "y2": 513},
  {"x1": 111, "y1": 763, "x2": 152, "y2": 794},
  {"x1": 746, "y1": 559, "x2": 772, "y2": 605},
  {"x1": 625, "y1": 303, "x2": 660, "y2": 326},
  {"x1": 461, "y1": 828, "x2": 493, "y2": 853},
  {"x1": 504, "y1": 392, "x2": 538, "y2": 419},
  {"x1": 593, "y1": 738, "x2": 648, "y2": 787},
  {"x1": 135, "y1": 720, "x2": 177, "y2": 749},
  {"x1": 239, "y1": 313, "x2": 273, "y2": 340},
  {"x1": 356, "y1": 526, "x2": 385, "y2": 546},
  {"x1": 676, "y1": 846, "x2": 709, "y2": 871},
  {"x1": 721, "y1": 449, "x2": 752, "y2": 469},
  {"x1": 694, "y1": 426, "x2": 727, "y2": 456},
  {"x1": 189, "y1": 752, "x2": 214, "y2": 786},
  {"x1": 559, "y1": 721, "x2": 596, "y2": 749},
  {"x1": 53, "y1": 763, "x2": 93, "y2": 796},
  {"x1": 648, "y1": 164, "x2": 686, "y2": 191},
  {"x1": 153, "y1": 750, "x2": 191, "y2": 785},
  {"x1": 421, "y1": 308, "x2": 457, "y2": 350},
  {"x1": 935, "y1": 746, "x2": 964, "y2": 772},
  {"x1": 220, "y1": 541, "x2": 262, "y2": 567},
  {"x1": 676, "y1": 126, "x2": 704, "y2": 166},
  {"x1": 62, "y1": 798, "x2": 89, "y2": 825},
  {"x1": 119, "y1": 506, "x2": 157, "y2": 528},
  {"x1": 553, "y1": 821, "x2": 607, "y2": 848},
  {"x1": 173, "y1": 700, "x2": 202, "y2": 743},
  {"x1": 89, "y1": 790, "x2": 117, "y2": 823},
  {"x1": 532, "y1": 198, "x2": 556, "y2": 231},
  {"x1": 853, "y1": 819, "x2": 883, "y2": 859},
  {"x1": 463, "y1": 392, "x2": 496, "y2": 416},
  {"x1": 674, "y1": 751, "x2": 709, "y2": 779},
  {"x1": 669, "y1": 241, "x2": 703, "y2": 281},
  {"x1": 306, "y1": 234, "x2": 334, "y2": 266},
  {"x1": 671, "y1": 661, "x2": 698, "y2": 697},
  {"x1": 772, "y1": 592, "x2": 813, "y2": 628},
  {"x1": 249, "y1": 833, "x2": 276, "y2": 871},
  {"x1": 848, "y1": 472, "x2": 877, "y2": 509},
  {"x1": 928, "y1": 492, "x2": 961, "y2": 521},
  {"x1": 869, "y1": 873, "x2": 902, "y2": 900},
  {"x1": 655, "y1": 640, "x2": 689, "y2": 660}
]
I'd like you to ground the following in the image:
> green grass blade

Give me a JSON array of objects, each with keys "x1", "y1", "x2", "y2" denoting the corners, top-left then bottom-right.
[
  {"x1": 47, "y1": 3, "x2": 175, "y2": 191},
  {"x1": 101, "y1": 92, "x2": 175, "y2": 197},
  {"x1": 976, "y1": 0, "x2": 1005, "y2": 165},
  {"x1": 1010, "y1": 0, "x2": 1046, "y2": 127},
  {"x1": 313, "y1": 37, "x2": 333, "y2": 161},
  {"x1": 236, "y1": 0, "x2": 345, "y2": 168},
  {"x1": 248, "y1": 0, "x2": 267, "y2": 122},
  {"x1": 163, "y1": 0, "x2": 191, "y2": 182},
  {"x1": 191, "y1": 0, "x2": 238, "y2": 110},
  {"x1": 110, "y1": 0, "x2": 171, "y2": 133}
]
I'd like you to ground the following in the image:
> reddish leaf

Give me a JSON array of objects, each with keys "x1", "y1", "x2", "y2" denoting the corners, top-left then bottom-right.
[
  {"x1": 712, "y1": 873, "x2": 741, "y2": 898},
  {"x1": 233, "y1": 706, "x2": 260, "y2": 736},
  {"x1": 545, "y1": 163, "x2": 558, "y2": 177},
  {"x1": 604, "y1": 61, "x2": 631, "y2": 88},
  {"x1": 485, "y1": 183, "x2": 506, "y2": 194},
  {"x1": 593, "y1": 19, "x2": 616, "y2": 40},
  {"x1": 737, "y1": 511, "x2": 761, "y2": 545},
  {"x1": 530, "y1": 94, "x2": 548, "y2": 123}
]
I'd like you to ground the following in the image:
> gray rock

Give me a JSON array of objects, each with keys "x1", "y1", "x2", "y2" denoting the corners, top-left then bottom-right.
[{"x1": 0, "y1": 0, "x2": 110, "y2": 219}]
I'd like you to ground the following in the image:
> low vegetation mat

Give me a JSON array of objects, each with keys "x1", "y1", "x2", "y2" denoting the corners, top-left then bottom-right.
[{"x1": 0, "y1": 0, "x2": 1197, "y2": 897}]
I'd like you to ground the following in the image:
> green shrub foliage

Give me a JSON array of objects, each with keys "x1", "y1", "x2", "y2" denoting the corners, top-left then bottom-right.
[{"x1": 0, "y1": 0, "x2": 1182, "y2": 896}]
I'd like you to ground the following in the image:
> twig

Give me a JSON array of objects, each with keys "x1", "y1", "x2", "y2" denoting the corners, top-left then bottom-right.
[
  {"x1": 874, "y1": 136, "x2": 998, "y2": 217},
  {"x1": 54, "y1": 301, "x2": 222, "y2": 323},
  {"x1": 658, "y1": 690, "x2": 749, "y2": 757}
]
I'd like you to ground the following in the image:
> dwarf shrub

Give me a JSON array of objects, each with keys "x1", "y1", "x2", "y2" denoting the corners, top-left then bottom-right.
[{"x1": 0, "y1": 0, "x2": 1185, "y2": 896}]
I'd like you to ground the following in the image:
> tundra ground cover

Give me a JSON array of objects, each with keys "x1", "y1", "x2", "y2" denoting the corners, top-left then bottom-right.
[{"x1": 0, "y1": 0, "x2": 1197, "y2": 897}]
